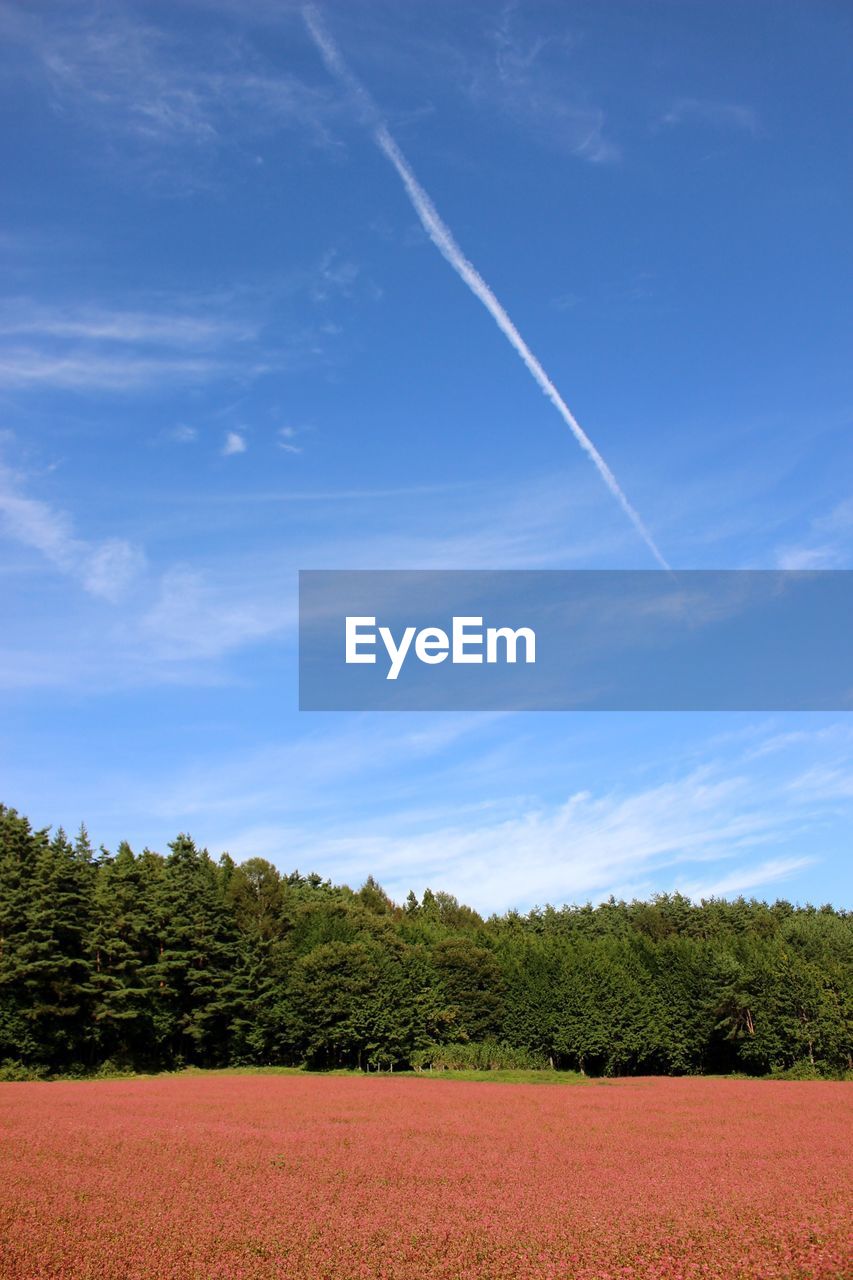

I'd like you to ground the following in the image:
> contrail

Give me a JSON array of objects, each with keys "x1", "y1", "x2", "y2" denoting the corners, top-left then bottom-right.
[{"x1": 303, "y1": 6, "x2": 670, "y2": 571}]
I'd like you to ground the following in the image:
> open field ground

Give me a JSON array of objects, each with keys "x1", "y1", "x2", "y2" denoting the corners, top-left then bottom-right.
[{"x1": 0, "y1": 1075, "x2": 850, "y2": 1280}]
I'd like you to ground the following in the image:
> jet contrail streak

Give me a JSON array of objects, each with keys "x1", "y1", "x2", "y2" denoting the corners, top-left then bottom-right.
[{"x1": 303, "y1": 6, "x2": 670, "y2": 571}]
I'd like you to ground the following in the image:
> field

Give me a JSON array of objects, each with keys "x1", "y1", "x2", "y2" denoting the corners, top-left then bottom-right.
[{"x1": 0, "y1": 1076, "x2": 850, "y2": 1280}]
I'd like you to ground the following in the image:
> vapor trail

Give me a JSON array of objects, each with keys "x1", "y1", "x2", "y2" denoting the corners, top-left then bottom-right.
[{"x1": 303, "y1": 6, "x2": 670, "y2": 571}]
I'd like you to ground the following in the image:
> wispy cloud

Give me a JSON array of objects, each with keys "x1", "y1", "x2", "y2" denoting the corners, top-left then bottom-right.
[
  {"x1": 0, "y1": 301, "x2": 256, "y2": 347},
  {"x1": 5, "y1": 4, "x2": 339, "y2": 165},
  {"x1": 661, "y1": 98, "x2": 760, "y2": 136},
  {"x1": 310, "y1": 251, "x2": 361, "y2": 302},
  {"x1": 0, "y1": 348, "x2": 227, "y2": 392},
  {"x1": 467, "y1": 2, "x2": 619, "y2": 164},
  {"x1": 676, "y1": 856, "x2": 814, "y2": 902},
  {"x1": 293, "y1": 767, "x2": 812, "y2": 912},
  {"x1": 0, "y1": 270, "x2": 368, "y2": 393},
  {"x1": 744, "y1": 723, "x2": 853, "y2": 761},
  {"x1": 775, "y1": 497, "x2": 853, "y2": 569},
  {"x1": 0, "y1": 297, "x2": 265, "y2": 392},
  {"x1": 140, "y1": 565, "x2": 293, "y2": 663},
  {"x1": 277, "y1": 425, "x2": 303, "y2": 455},
  {"x1": 222, "y1": 430, "x2": 247, "y2": 456},
  {"x1": 167, "y1": 424, "x2": 198, "y2": 444},
  {"x1": 776, "y1": 546, "x2": 839, "y2": 571},
  {"x1": 0, "y1": 459, "x2": 144, "y2": 601},
  {"x1": 144, "y1": 723, "x2": 844, "y2": 912}
]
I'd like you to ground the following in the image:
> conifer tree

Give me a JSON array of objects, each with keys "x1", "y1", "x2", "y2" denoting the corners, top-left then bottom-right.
[
  {"x1": 0, "y1": 806, "x2": 49, "y2": 1063},
  {"x1": 149, "y1": 834, "x2": 238, "y2": 1066},
  {"x1": 91, "y1": 842, "x2": 153, "y2": 1066},
  {"x1": 10, "y1": 825, "x2": 96, "y2": 1068}
]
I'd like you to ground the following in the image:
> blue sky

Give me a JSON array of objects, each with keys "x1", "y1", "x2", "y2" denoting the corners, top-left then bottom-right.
[{"x1": 0, "y1": 0, "x2": 851, "y2": 913}]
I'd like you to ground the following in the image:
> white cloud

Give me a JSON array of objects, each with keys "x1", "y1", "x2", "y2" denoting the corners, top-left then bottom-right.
[
  {"x1": 277, "y1": 425, "x2": 303, "y2": 454},
  {"x1": 678, "y1": 857, "x2": 814, "y2": 902},
  {"x1": 161, "y1": 725, "x2": 846, "y2": 913},
  {"x1": 0, "y1": 289, "x2": 343, "y2": 395},
  {"x1": 775, "y1": 497, "x2": 853, "y2": 570},
  {"x1": 467, "y1": 5, "x2": 620, "y2": 163},
  {"x1": 0, "y1": 347, "x2": 221, "y2": 391},
  {"x1": 0, "y1": 301, "x2": 256, "y2": 347},
  {"x1": 776, "y1": 545, "x2": 839, "y2": 571},
  {"x1": 311, "y1": 251, "x2": 360, "y2": 302},
  {"x1": 80, "y1": 538, "x2": 146, "y2": 601},
  {"x1": 168, "y1": 424, "x2": 198, "y2": 444},
  {"x1": 0, "y1": 298, "x2": 266, "y2": 392},
  {"x1": 0, "y1": 461, "x2": 144, "y2": 602},
  {"x1": 661, "y1": 98, "x2": 760, "y2": 136},
  {"x1": 6, "y1": 5, "x2": 340, "y2": 165},
  {"x1": 140, "y1": 566, "x2": 293, "y2": 661},
  {"x1": 222, "y1": 430, "x2": 247, "y2": 456},
  {"x1": 293, "y1": 767, "x2": 796, "y2": 911}
]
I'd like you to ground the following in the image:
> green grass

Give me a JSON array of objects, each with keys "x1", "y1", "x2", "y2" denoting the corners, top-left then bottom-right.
[
  {"x1": 383, "y1": 1068, "x2": 589, "y2": 1085},
  {"x1": 163, "y1": 1065, "x2": 591, "y2": 1086},
  {"x1": 6, "y1": 1063, "x2": 849, "y2": 1085},
  {"x1": 4, "y1": 1064, "x2": 591, "y2": 1086}
]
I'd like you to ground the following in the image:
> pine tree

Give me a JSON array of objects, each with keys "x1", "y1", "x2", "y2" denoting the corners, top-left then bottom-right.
[
  {"x1": 149, "y1": 834, "x2": 238, "y2": 1067},
  {"x1": 90, "y1": 842, "x2": 153, "y2": 1067},
  {"x1": 0, "y1": 806, "x2": 49, "y2": 1064},
  {"x1": 11, "y1": 825, "x2": 96, "y2": 1069}
]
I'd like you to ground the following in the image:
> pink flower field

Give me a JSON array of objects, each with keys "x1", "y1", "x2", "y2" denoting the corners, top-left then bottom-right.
[{"x1": 0, "y1": 1075, "x2": 850, "y2": 1280}]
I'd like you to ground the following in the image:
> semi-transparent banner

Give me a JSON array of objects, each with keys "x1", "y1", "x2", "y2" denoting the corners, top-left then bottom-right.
[{"x1": 298, "y1": 570, "x2": 853, "y2": 711}]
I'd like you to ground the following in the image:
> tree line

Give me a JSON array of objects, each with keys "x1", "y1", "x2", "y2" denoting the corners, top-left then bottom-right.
[{"x1": 1, "y1": 803, "x2": 850, "y2": 1078}]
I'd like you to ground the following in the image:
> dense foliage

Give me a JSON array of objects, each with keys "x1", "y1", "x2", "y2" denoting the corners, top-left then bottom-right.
[{"x1": 1, "y1": 803, "x2": 850, "y2": 1077}]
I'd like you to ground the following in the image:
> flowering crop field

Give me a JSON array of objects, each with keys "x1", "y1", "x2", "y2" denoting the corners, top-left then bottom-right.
[{"x1": 0, "y1": 1075, "x2": 850, "y2": 1280}]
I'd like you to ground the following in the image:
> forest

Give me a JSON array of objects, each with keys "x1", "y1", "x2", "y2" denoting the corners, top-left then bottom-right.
[{"x1": 0, "y1": 803, "x2": 850, "y2": 1079}]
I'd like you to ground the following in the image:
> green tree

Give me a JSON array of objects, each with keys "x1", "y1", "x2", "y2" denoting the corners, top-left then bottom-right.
[
  {"x1": 0, "y1": 806, "x2": 49, "y2": 1063},
  {"x1": 149, "y1": 834, "x2": 238, "y2": 1067},
  {"x1": 9, "y1": 825, "x2": 97, "y2": 1069},
  {"x1": 431, "y1": 938, "x2": 505, "y2": 1042},
  {"x1": 90, "y1": 842, "x2": 153, "y2": 1067}
]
